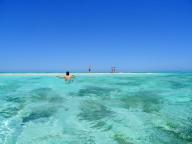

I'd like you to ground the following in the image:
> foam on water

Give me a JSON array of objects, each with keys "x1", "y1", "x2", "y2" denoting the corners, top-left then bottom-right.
[{"x1": 0, "y1": 73, "x2": 192, "y2": 144}]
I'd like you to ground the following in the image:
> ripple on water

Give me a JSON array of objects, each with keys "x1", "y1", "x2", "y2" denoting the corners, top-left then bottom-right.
[
  {"x1": 30, "y1": 88, "x2": 65, "y2": 103},
  {"x1": 168, "y1": 80, "x2": 190, "y2": 89},
  {"x1": 73, "y1": 86, "x2": 120, "y2": 98},
  {"x1": 151, "y1": 121, "x2": 192, "y2": 144},
  {"x1": 149, "y1": 106, "x2": 192, "y2": 144},
  {"x1": 113, "y1": 81, "x2": 141, "y2": 86},
  {"x1": 121, "y1": 90, "x2": 162, "y2": 113},
  {"x1": 111, "y1": 77, "x2": 146, "y2": 87},
  {"x1": 0, "y1": 74, "x2": 192, "y2": 144},
  {"x1": 0, "y1": 104, "x2": 23, "y2": 118},
  {"x1": 5, "y1": 95, "x2": 26, "y2": 104},
  {"x1": 0, "y1": 85, "x2": 19, "y2": 93},
  {"x1": 78, "y1": 100, "x2": 114, "y2": 131},
  {"x1": 113, "y1": 133, "x2": 134, "y2": 144},
  {"x1": 22, "y1": 107, "x2": 57, "y2": 123}
]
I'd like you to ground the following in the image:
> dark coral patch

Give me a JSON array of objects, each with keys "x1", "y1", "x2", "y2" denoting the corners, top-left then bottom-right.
[{"x1": 22, "y1": 108, "x2": 56, "y2": 123}]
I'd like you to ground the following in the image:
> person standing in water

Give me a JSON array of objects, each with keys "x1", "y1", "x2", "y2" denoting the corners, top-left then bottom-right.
[
  {"x1": 88, "y1": 66, "x2": 91, "y2": 73},
  {"x1": 114, "y1": 67, "x2": 116, "y2": 73},
  {"x1": 111, "y1": 66, "x2": 116, "y2": 73},
  {"x1": 111, "y1": 67, "x2": 114, "y2": 73}
]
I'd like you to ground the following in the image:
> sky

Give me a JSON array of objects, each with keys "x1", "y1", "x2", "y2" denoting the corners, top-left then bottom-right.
[{"x1": 0, "y1": 0, "x2": 192, "y2": 72}]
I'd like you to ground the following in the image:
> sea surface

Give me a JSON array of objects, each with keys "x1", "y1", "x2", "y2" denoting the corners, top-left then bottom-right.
[{"x1": 0, "y1": 73, "x2": 192, "y2": 144}]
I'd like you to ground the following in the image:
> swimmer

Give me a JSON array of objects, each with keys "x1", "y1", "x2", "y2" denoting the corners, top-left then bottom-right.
[
  {"x1": 57, "y1": 71, "x2": 75, "y2": 81},
  {"x1": 64, "y1": 71, "x2": 75, "y2": 81}
]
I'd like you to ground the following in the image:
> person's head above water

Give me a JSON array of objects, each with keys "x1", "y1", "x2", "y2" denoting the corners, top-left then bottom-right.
[{"x1": 66, "y1": 71, "x2": 70, "y2": 76}]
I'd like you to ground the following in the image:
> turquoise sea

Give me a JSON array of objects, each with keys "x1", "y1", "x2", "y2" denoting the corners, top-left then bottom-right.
[{"x1": 0, "y1": 73, "x2": 192, "y2": 144}]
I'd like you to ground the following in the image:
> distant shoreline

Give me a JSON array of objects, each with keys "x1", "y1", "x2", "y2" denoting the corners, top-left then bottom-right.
[{"x1": 0, "y1": 72, "x2": 191, "y2": 77}]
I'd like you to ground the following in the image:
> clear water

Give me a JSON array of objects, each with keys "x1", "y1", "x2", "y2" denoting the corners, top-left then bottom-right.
[{"x1": 0, "y1": 73, "x2": 192, "y2": 144}]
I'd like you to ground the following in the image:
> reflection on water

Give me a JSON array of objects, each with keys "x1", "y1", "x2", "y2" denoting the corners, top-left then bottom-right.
[{"x1": 0, "y1": 73, "x2": 192, "y2": 144}]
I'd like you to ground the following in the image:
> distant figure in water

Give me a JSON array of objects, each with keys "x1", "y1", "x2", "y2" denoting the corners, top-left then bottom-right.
[
  {"x1": 111, "y1": 67, "x2": 116, "y2": 73},
  {"x1": 88, "y1": 66, "x2": 91, "y2": 73},
  {"x1": 64, "y1": 71, "x2": 75, "y2": 81}
]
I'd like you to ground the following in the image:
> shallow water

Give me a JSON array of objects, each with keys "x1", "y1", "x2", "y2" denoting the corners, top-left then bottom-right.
[{"x1": 0, "y1": 73, "x2": 192, "y2": 144}]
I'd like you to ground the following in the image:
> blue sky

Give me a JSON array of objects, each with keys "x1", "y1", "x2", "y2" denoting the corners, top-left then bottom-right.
[{"x1": 0, "y1": 0, "x2": 192, "y2": 72}]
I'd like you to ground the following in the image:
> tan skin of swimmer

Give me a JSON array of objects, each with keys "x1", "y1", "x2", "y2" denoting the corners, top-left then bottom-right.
[
  {"x1": 64, "y1": 74, "x2": 74, "y2": 81},
  {"x1": 57, "y1": 72, "x2": 75, "y2": 81}
]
